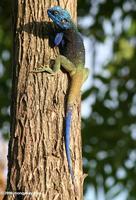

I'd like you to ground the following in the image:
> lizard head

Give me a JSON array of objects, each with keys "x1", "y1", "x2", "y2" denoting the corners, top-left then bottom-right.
[{"x1": 47, "y1": 6, "x2": 73, "y2": 30}]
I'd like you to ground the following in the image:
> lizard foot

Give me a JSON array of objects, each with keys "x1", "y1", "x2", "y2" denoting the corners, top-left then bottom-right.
[{"x1": 31, "y1": 66, "x2": 55, "y2": 74}]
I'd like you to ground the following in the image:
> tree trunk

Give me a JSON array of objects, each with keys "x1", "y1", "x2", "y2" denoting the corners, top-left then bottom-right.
[{"x1": 4, "y1": 0, "x2": 84, "y2": 199}]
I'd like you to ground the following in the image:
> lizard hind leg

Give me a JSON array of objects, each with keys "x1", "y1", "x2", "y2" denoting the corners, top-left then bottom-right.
[{"x1": 82, "y1": 68, "x2": 89, "y2": 83}]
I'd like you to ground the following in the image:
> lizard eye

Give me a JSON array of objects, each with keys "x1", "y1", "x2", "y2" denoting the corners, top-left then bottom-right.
[
  {"x1": 61, "y1": 19, "x2": 68, "y2": 24},
  {"x1": 53, "y1": 10, "x2": 59, "y2": 15}
]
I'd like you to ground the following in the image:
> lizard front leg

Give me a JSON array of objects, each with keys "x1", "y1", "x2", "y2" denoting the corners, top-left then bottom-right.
[
  {"x1": 32, "y1": 55, "x2": 76, "y2": 74},
  {"x1": 32, "y1": 55, "x2": 89, "y2": 104}
]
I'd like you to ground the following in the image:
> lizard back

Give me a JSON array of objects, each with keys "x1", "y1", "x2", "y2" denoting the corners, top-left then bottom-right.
[{"x1": 59, "y1": 29, "x2": 85, "y2": 67}]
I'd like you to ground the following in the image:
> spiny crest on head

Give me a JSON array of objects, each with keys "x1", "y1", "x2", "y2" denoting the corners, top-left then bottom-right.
[{"x1": 47, "y1": 6, "x2": 73, "y2": 30}]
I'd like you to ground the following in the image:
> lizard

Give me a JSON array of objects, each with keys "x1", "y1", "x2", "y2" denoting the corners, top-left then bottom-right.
[{"x1": 33, "y1": 6, "x2": 89, "y2": 184}]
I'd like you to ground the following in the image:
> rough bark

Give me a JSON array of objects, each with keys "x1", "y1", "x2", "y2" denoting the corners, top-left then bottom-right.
[{"x1": 4, "y1": 0, "x2": 84, "y2": 199}]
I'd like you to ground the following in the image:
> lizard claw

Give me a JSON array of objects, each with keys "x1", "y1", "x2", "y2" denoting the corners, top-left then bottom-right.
[{"x1": 30, "y1": 66, "x2": 55, "y2": 75}]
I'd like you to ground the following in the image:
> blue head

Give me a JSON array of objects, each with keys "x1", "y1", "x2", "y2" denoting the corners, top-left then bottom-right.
[{"x1": 47, "y1": 6, "x2": 73, "y2": 30}]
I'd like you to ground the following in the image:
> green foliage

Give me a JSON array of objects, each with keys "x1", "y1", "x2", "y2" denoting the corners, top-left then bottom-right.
[{"x1": 78, "y1": 0, "x2": 136, "y2": 199}]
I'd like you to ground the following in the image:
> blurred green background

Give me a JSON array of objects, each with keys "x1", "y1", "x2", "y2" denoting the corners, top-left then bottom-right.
[
  {"x1": 0, "y1": 0, "x2": 11, "y2": 140},
  {"x1": 0, "y1": 0, "x2": 136, "y2": 199}
]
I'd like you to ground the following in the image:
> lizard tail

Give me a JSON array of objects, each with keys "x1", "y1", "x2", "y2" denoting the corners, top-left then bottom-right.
[{"x1": 65, "y1": 106, "x2": 74, "y2": 182}]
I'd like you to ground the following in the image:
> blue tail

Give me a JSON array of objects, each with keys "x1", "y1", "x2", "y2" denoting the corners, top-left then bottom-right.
[{"x1": 65, "y1": 108, "x2": 74, "y2": 181}]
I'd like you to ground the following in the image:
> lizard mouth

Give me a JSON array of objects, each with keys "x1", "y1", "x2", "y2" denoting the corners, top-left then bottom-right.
[{"x1": 47, "y1": 9, "x2": 53, "y2": 19}]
